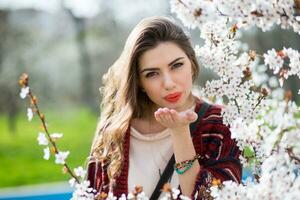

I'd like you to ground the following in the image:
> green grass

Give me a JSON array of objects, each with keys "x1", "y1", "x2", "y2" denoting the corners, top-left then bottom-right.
[{"x1": 0, "y1": 108, "x2": 98, "y2": 188}]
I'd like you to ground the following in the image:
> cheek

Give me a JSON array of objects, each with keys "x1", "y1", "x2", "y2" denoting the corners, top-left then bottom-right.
[
  {"x1": 141, "y1": 80, "x2": 160, "y2": 98},
  {"x1": 181, "y1": 76, "x2": 193, "y2": 91},
  {"x1": 146, "y1": 84, "x2": 160, "y2": 98},
  {"x1": 178, "y1": 66, "x2": 193, "y2": 88}
]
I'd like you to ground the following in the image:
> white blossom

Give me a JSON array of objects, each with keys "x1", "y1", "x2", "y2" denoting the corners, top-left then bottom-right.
[
  {"x1": 283, "y1": 47, "x2": 300, "y2": 78},
  {"x1": 263, "y1": 47, "x2": 300, "y2": 83},
  {"x1": 27, "y1": 108, "x2": 33, "y2": 121},
  {"x1": 71, "y1": 180, "x2": 95, "y2": 200},
  {"x1": 50, "y1": 133, "x2": 63, "y2": 139},
  {"x1": 69, "y1": 178, "x2": 76, "y2": 187},
  {"x1": 43, "y1": 147, "x2": 50, "y2": 160},
  {"x1": 170, "y1": 2, "x2": 300, "y2": 199},
  {"x1": 160, "y1": 188, "x2": 182, "y2": 200},
  {"x1": 127, "y1": 193, "x2": 134, "y2": 199},
  {"x1": 180, "y1": 195, "x2": 191, "y2": 200},
  {"x1": 263, "y1": 49, "x2": 284, "y2": 74},
  {"x1": 37, "y1": 132, "x2": 48, "y2": 146},
  {"x1": 19, "y1": 86, "x2": 29, "y2": 99},
  {"x1": 136, "y1": 192, "x2": 148, "y2": 200},
  {"x1": 268, "y1": 76, "x2": 279, "y2": 88},
  {"x1": 106, "y1": 192, "x2": 117, "y2": 200},
  {"x1": 118, "y1": 194, "x2": 127, "y2": 200},
  {"x1": 171, "y1": 188, "x2": 180, "y2": 199},
  {"x1": 171, "y1": 0, "x2": 300, "y2": 34},
  {"x1": 170, "y1": 0, "x2": 218, "y2": 29},
  {"x1": 55, "y1": 151, "x2": 70, "y2": 165},
  {"x1": 211, "y1": 151, "x2": 300, "y2": 200},
  {"x1": 74, "y1": 166, "x2": 86, "y2": 178}
]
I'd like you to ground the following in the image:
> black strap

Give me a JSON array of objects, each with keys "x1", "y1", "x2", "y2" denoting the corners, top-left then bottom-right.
[{"x1": 150, "y1": 101, "x2": 211, "y2": 200}]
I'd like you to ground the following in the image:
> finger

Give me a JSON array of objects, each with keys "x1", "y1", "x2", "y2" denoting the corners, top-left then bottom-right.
[
  {"x1": 170, "y1": 109, "x2": 180, "y2": 122},
  {"x1": 154, "y1": 108, "x2": 163, "y2": 122},
  {"x1": 163, "y1": 109, "x2": 173, "y2": 123},
  {"x1": 161, "y1": 108, "x2": 171, "y2": 123}
]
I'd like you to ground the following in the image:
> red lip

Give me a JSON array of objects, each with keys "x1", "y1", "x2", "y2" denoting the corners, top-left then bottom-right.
[{"x1": 164, "y1": 92, "x2": 182, "y2": 103}]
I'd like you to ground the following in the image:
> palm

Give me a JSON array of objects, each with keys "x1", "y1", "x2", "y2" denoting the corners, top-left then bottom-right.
[{"x1": 154, "y1": 107, "x2": 198, "y2": 130}]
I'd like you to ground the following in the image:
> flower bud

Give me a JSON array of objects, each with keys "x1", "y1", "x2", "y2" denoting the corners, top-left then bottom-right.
[
  {"x1": 243, "y1": 67, "x2": 252, "y2": 79},
  {"x1": 248, "y1": 50, "x2": 256, "y2": 61},
  {"x1": 96, "y1": 192, "x2": 108, "y2": 200},
  {"x1": 295, "y1": 0, "x2": 300, "y2": 9},
  {"x1": 62, "y1": 166, "x2": 68, "y2": 174},
  {"x1": 194, "y1": 8, "x2": 202, "y2": 17},
  {"x1": 230, "y1": 24, "x2": 238, "y2": 33},
  {"x1": 284, "y1": 90, "x2": 292, "y2": 102},
  {"x1": 19, "y1": 73, "x2": 29, "y2": 87},
  {"x1": 162, "y1": 183, "x2": 172, "y2": 193},
  {"x1": 31, "y1": 96, "x2": 38, "y2": 105},
  {"x1": 50, "y1": 146, "x2": 56, "y2": 154},
  {"x1": 260, "y1": 88, "x2": 268, "y2": 97},
  {"x1": 40, "y1": 113, "x2": 45, "y2": 121},
  {"x1": 212, "y1": 178, "x2": 221, "y2": 186},
  {"x1": 250, "y1": 10, "x2": 264, "y2": 17},
  {"x1": 277, "y1": 50, "x2": 286, "y2": 58},
  {"x1": 133, "y1": 185, "x2": 143, "y2": 195}
]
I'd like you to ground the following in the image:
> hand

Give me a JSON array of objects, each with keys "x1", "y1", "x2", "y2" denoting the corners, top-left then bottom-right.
[{"x1": 154, "y1": 107, "x2": 198, "y2": 132}]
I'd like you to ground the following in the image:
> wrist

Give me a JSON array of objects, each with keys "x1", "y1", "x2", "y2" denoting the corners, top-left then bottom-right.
[
  {"x1": 170, "y1": 126, "x2": 190, "y2": 137},
  {"x1": 171, "y1": 127, "x2": 191, "y2": 143}
]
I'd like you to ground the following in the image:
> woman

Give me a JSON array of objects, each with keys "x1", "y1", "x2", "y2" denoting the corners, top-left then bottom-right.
[{"x1": 87, "y1": 16, "x2": 242, "y2": 199}]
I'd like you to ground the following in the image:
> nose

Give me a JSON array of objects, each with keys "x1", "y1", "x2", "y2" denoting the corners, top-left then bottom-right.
[{"x1": 162, "y1": 73, "x2": 176, "y2": 91}]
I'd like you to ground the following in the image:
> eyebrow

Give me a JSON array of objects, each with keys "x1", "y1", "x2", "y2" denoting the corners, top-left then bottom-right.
[{"x1": 139, "y1": 57, "x2": 184, "y2": 73}]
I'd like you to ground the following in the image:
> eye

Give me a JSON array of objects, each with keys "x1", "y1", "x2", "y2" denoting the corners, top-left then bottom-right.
[
  {"x1": 145, "y1": 71, "x2": 158, "y2": 78},
  {"x1": 172, "y1": 62, "x2": 183, "y2": 69}
]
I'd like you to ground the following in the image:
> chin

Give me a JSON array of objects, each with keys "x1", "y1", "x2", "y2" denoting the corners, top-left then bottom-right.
[{"x1": 167, "y1": 102, "x2": 184, "y2": 111}]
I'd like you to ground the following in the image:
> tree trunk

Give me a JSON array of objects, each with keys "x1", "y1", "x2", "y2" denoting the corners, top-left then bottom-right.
[{"x1": 66, "y1": 9, "x2": 95, "y2": 110}]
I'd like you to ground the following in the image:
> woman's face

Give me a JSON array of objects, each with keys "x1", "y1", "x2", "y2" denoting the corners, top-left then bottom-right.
[{"x1": 138, "y1": 41, "x2": 194, "y2": 112}]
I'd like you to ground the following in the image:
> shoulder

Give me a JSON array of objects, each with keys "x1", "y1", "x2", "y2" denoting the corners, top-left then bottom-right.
[
  {"x1": 194, "y1": 98, "x2": 224, "y2": 125},
  {"x1": 194, "y1": 99, "x2": 230, "y2": 137}
]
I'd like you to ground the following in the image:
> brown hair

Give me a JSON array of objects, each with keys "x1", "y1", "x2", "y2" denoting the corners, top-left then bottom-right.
[{"x1": 90, "y1": 16, "x2": 199, "y2": 183}]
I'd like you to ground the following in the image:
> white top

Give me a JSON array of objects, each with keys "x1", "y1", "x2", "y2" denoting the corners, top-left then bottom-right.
[{"x1": 128, "y1": 126, "x2": 179, "y2": 198}]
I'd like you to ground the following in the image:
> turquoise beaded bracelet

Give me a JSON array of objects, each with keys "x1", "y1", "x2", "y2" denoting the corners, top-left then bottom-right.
[{"x1": 175, "y1": 161, "x2": 194, "y2": 174}]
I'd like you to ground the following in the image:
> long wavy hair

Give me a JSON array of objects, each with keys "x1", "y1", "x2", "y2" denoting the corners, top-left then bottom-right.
[{"x1": 90, "y1": 16, "x2": 200, "y2": 182}]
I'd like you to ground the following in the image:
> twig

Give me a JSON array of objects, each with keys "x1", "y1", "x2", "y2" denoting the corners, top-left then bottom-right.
[{"x1": 19, "y1": 73, "x2": 80, "y2": 183}]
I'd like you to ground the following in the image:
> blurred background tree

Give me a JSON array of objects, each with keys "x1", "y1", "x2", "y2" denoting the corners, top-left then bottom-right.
[{"x1": 0, "y1": 0, "x2": 299, "y2": 189}]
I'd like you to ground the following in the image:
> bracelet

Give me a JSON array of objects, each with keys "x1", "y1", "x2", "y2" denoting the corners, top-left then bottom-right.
[
  {"x1": 174, "y1": 154, "x2": 202, "y2": 175},
  {"x1": 174, "y1": 154, "x2": 202, "y2": 169},
  {"x1": 175, "y1": 162, "x2": 194, "y2": 174}
]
